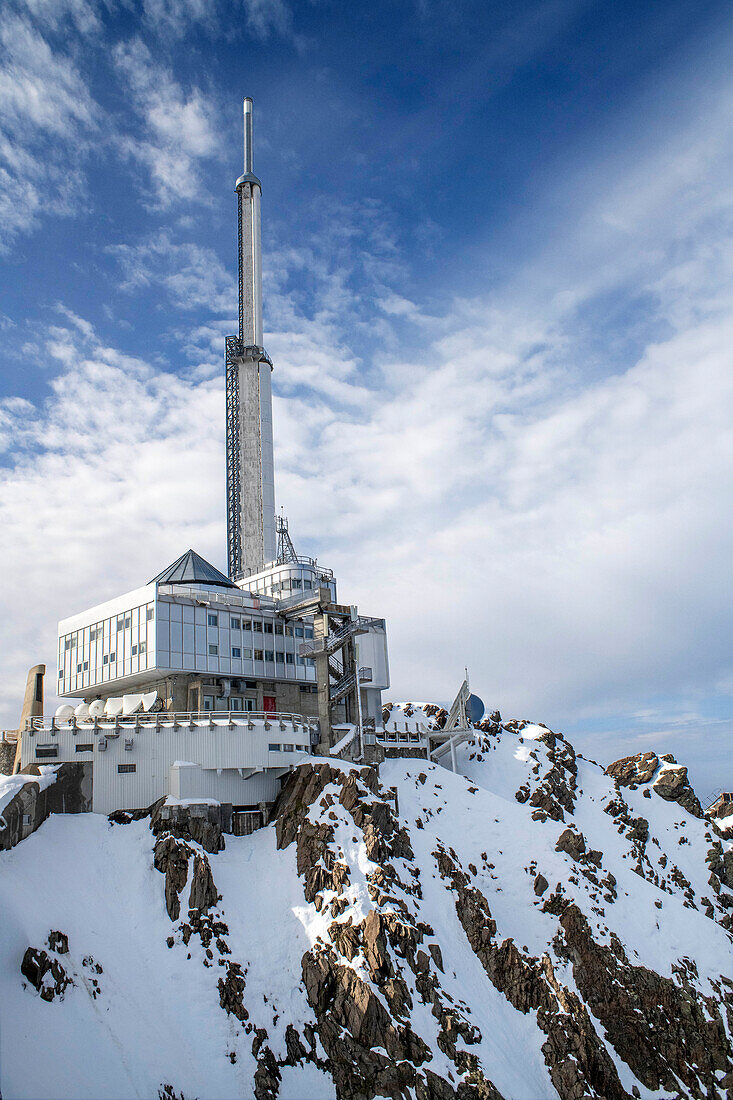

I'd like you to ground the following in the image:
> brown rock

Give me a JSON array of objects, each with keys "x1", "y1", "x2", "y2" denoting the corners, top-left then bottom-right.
[{"x1": 606, "y1": 752, "x2": 659, "y2": 786}]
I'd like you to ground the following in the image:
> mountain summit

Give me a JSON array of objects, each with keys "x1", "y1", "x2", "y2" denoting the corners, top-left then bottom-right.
[{"x1": 2, "y1": 709, "x2": 733, "y2": 1099}]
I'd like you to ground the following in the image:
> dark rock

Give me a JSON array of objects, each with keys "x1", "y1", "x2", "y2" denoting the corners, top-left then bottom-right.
[
  {"x1": 606, "y1": 752, "x2": 659, "y2": 786},
  {"x1": 555, "y1": 828, "x2": 586, "y2": 862},
  {"x1": 21, "y1": 947, "x2": 72, "y2": 1001},
  {"x1": 48, "y1": 930, "x2": 69, "y2": 954},
  {"x1": 534, "y1": 874, "x2": 549, "y2": 896},
  {"x1": 652, "y1": 765, "x2": 703, "y2": 818}
]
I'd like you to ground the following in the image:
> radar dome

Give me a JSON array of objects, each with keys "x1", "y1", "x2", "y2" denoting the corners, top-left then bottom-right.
[{"x1": 466, "y1": 693, "x2": 485, "y2": 724}]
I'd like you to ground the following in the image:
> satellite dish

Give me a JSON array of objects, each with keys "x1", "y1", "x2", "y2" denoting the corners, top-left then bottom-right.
[
  {"x1": 88, "y1": 699, "x2": 105, "y2": 718},
  {"x1": 55, "y1": 704, "x2": 75, "y2": 720},
  {"x1": 466, "y1": 693, "x2": 485, "y2": 724},
  {"x1": 74, "y1": 702, "x2": 90, "y2": 720}
]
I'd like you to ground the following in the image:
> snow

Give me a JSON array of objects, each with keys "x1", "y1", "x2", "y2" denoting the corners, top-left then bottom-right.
[
  {"x1": 2, "y1": 715, "x2": 732, "y2": 1098},
  {"x1": 328, "y1": 726, "x2": 356, "y2": 754}
]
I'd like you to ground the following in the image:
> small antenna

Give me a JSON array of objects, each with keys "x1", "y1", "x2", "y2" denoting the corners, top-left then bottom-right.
[{"x1": 243, "y1": 97, "x2": 254, "y2": 175}]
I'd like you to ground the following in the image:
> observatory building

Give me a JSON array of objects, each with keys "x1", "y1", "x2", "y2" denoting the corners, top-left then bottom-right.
[{"x1": 18, "y1": 99, "x2": 391, "y2": 817}]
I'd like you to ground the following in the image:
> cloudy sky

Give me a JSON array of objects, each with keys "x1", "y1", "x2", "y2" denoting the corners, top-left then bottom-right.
[{"x1": 1, "y1": 0, "x2": 732, "y2": 797}]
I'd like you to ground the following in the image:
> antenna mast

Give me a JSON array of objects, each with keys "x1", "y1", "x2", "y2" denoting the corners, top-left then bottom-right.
[{"x1": 225, "y1": 97, "x2": 277, "y2": 581}]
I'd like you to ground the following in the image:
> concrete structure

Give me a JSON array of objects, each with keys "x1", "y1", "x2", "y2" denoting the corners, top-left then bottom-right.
[{"x1": 0, "y1": 664, "x2": 45, "y2": 775}]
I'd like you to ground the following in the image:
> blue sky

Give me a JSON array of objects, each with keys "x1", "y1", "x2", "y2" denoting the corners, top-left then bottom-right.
[{"x1": 2, "y1": 0, "x2": 733, "y2": 798}]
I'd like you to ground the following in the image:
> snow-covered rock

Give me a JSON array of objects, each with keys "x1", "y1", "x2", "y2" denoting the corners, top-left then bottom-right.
[{"x1": 1, "y1": 712, "x2": 733, "y2": 1099}]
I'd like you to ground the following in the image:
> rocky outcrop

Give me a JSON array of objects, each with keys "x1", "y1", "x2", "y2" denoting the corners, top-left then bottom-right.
[
  {"x1": 273, "y1": 762, "x2": 501, "y2": 1098},
  {"x1": 606, "y1": 751, "x2": 704, "y2": 818},
  {"x1": 559, "y1": 904, "x2": 732, "y2": 1096},
  {"x1": 151, "y1": 799, "x2": 226, "y2": 853},
  {"x1": 653, "y1": 762, "x2": 704, "y2": 818},
  {"x1": 434, "y1": 844, "x2": 629, "y2": 1100},
  {"x1": 606, "y1": 751, "x2": 661, "y2": 787},
  {"x1": 20, "y1": 931, "x2": 74, "y2": 1002},
  {"x1": 153, "y1": 833, "x2": 218, "y2": 921},
  {"x1": 0, "y1": 763, "x2": 90, "y2": 851}
]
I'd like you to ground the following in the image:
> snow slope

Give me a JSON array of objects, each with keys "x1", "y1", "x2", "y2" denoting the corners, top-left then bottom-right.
[{"x1": 1, "y1": 712, "x2": 733, "y2": 1099}]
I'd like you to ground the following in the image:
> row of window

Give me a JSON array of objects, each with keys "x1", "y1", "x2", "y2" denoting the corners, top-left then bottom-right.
[
  {"x1": 61, "y1": 642, "x2": 147, "y2": 678},
  {"x1": 207, "y1": 644, "x2": 311, "y2": 665},
  {"x1": 63, "y1": 605, "x2": 154, "y2": 652},
  {"x1": 205, "y1": 613, "x2": 313, "y2": 640}
]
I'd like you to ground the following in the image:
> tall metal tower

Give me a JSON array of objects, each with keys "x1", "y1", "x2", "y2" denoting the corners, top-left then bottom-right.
[{"x1": 226, "y1": 97, "x2": 277, "y2": 581}]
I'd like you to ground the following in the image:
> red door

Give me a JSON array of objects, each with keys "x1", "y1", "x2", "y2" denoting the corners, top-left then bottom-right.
[{"x1": 263, "y1": 695, "x2": 276, "y2": 714}]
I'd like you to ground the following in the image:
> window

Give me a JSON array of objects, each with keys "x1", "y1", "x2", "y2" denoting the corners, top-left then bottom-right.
[
  {"x1": 275, "y1": 623, "x2": 284, "y2": 635},
  {"x1": 83, "y1": 661, "x2": 88, "y2": 671},
  {"x1": 117, "y1": 764, "x2": 136, "y2": 773},
  {"x1": 139, "y1": 641, "x2": 146, "y2": 654},
  {"x1": 305, "y1": 627, "x2": 314, "y2": 640},
  {"x1": 58, "y1": 669, "x2": 64, "y2": 678},
  {"x1": 109, "y1": 652, "x2": 115, "y2": 662},
  {"x1": 293, "y1": 578, "x2": 302, "y2": 589},
  {"x1": 231, "y1": 618, "x2": 240, "y2": 631},
  {"x1": 276, "y1": 652, "x2": 284, "y2": 663},
  {"x1": 89, "y1": 628, "x2": 97, "y2": 642},
  {"x1": 232, "y1": 647, "x2": 241, "y2": 658},
  {"x1": 263, "y1": 622, "x2": 273, "y2": 634},
  {"x1": 242, "y1": 620, "x2": 251, "y2": 631},
  {"x1": 76, "y1": 743, "x2": 93, "y2": 753},
  {"x1": 295, "y1": 626, "x2": 304, "y2": 638},
  {"x1": 36, "y1": 745, "x2": 58, "y2": 759},
  {"x1": 146, "y1": 607, "x2": 154, "y2": 621},
  {"x1": 77, "y1": 663, "x2": 82, "y2": 673},
  {"x1": 268, "y1": 743, "x2": 281, "y2": 751},
  {"x1": 103, "y1": 655, "x2": 108, "y2": 666},
  {"x1": 283, "y1": 743, "x2": 294, "y2": 752},
  {"x1": 117, "y1": 615, "x2": 131, "y2": 630},
  {"x1": 245, "y1": 698, "x2": 255, "y2": 711},
  {"x1": 230, "y1": 697, "x2": 243, "y2": 711},
  {"x1": 264, "y1": 649, "x2": 274, "y2": 662},
  {"x1": 208, "y1": 613, "x2": 218, "y2": 627},
  {"x1": 253, "y1": 621, "x2": 262, "y2": 633},
  {"x1": 243, "y1": 648, "x2": 252, "y2": 659},
  {"x1": 286, "y1": 653, "x2": 294, "y2": 665},
  {"x1": 297, "y1": 655, "x2": 305, "y2": 665},
  {"x1": 203, "y1": 696, "x2": 214, "y2": 711},
  {"x1": 131, "y1": 645, "x2": 138, "y2": 656},
  {"x1": 209, "y1": 644, "x2": 218, "y2": 656},
  {"x1": 254, "y1": 649, "x2": 263, "y2": 661},
  {"x1": 281, "y1": 579, "x2": 291, "y2": 591},
  {"x1": 285, "y1": 625, "x2": 293, "y2": 637},
  {"x1": 65, "y1": 638, "x2": 73, "y2": 651}
]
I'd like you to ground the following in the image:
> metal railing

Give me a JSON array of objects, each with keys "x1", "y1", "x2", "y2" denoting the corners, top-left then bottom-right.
[{"x1": 27, "y1": 711, "x2": 318, "y2": 734}]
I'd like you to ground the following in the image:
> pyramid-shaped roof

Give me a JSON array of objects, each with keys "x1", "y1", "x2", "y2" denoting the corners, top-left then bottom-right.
[{"x1": 150, "y1": 549, "x2": 237, "y2": 589}]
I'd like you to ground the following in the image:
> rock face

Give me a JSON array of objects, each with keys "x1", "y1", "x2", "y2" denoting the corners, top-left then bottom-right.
[
  {"x1": 3, "y1": 713, "x2": 733, "y2": 1100},
  {"x1": 0, "y1": 763, "x2": 91, "y2": 850},
  {"x1": 606, "y1": 751, "x2": 704, "y2": 818}
]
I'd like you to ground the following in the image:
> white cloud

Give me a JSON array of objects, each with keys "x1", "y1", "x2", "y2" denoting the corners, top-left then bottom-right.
[
  {"x1": 114, "y1": 38, "x2": 219, "y2": 205},
  {"x1": 0, "y1": 14, "x2": 97, "y2": 246},
  {"x1": 140, "y1": 0, "x2": 295, "y2": 41},
  {"x1": 0, "y1": 318, "x2": 225, "y2": 725}
]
